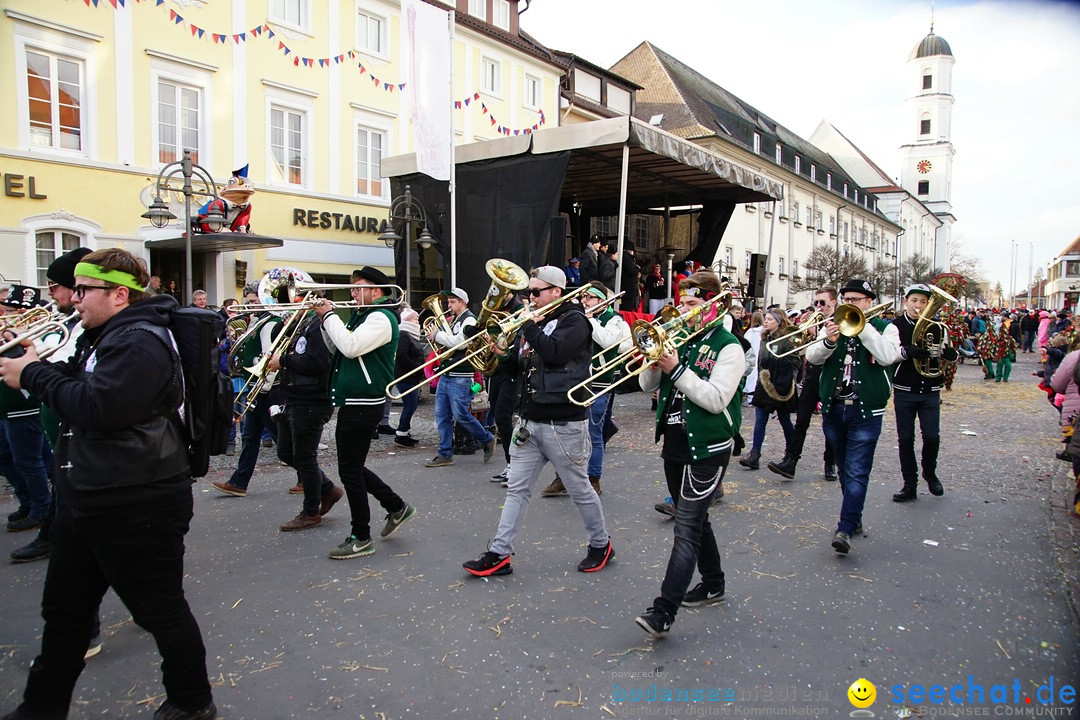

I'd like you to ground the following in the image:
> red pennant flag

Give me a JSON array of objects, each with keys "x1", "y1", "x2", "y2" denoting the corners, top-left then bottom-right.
[
  {"x1": 190, "y1": 25, "x2": 199, "y2": 37},
  {"x1": 233, "y1": 34, "x2": 240, "y2": 43},
  {"x1": 293, "y1": 57, "x2": 299, "y2": 66},
  {"x1": 473, "y1": 92, "x2": 480, "y2": 100},
  {"x1": 490, "y1": 117, "x2": 496, "y2": 126}
]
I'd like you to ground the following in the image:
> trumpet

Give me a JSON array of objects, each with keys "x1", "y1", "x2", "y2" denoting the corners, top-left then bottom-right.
[
  {"x1": 386, "y1": 283, "x2": 592, "y2": 400},
  {"x1": 569, "y1": 293, "x2": 731, "y2": 406}
]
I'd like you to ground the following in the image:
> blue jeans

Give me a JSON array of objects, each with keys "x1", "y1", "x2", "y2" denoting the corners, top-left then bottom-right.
[
  {"x1": 751, "y1": 406, "x2": 794, "y2": 454},
  {"x1": 227, "y1": 392, "x2": 278, "y2": 490},
  {"x1": 394, "y1": 384, "x2": 419, "y2": 434},
  {"x1": 587, "y1": 393, "x2": 610, "y2": 478},
  {"x1": 822, "y1": 403, "x2": 883, "y2": 535},
  {"x1": 0, "y1": 416, "x2": 53, "y2": 519},
  {"x1": 435, "y1": 376, "x2": 493, "y2": 459},
  {"x1": 654, "y1": 454, "x2": 727, "y2": 619},
  {"x1": 491, "y1": 419, "x2": 607, "y2": 557}
]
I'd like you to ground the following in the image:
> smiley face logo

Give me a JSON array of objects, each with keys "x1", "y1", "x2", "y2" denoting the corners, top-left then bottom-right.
[{"x1": 848, "y1": 678, "x2": 877, "y2": 709}]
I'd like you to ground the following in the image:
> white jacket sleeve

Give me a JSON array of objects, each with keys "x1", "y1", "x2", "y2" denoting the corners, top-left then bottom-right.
[
  {"x1": 434, "y1": 316, "x2": 475, "y2": 349},
  {"x1": 590, "y1": 315, "x2": 632, "y2": 353},
  {"x1": 669, "y1": 342, "x2": 745, "y2": 414},
  {"x1": 321, "y1": 312, "x2": 393, "y2": 359},
  {"x1": 859, "y1": 322, "x2": 902, "y2": 366}
]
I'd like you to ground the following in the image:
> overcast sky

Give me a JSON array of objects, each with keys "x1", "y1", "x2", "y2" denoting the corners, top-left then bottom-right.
[{"x1": 518, "y1": 0, "x2": 1080, "y2": 295}]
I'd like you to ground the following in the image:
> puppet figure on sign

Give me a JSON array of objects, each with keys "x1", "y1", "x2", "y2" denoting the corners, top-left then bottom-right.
[{"x1": 196, "y1": 165, "x2": 254, "y2": 233}]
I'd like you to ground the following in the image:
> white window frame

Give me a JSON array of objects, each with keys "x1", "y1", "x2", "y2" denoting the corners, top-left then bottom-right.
[
  {"x1": 792, "y1": 259, "x2": 799, "y2": 279},
  {"x1": 753, "y1": 132, "x2": 761, "y2": 154},
  {"x1": 778, "y1": 257, "x2": 785, "y2": 275},
  {"x1": 13, "y1": 21, "x2": 98, "y2": 158},
  {"x1": 265, "y1": 88, "x2": 313, "y2": 188},
  {"x1": 150, "y1": 58, "x2": 213, "y2": 170},
  {"x1": 744, "y1": 250, "x2": 752, "y2": 274},
  {"x1": 523, "y1": 74, "x2": 541, "y2": 110},
  {"x1": 794, "y1": 155, "x2": 801, "y2": 175},
  {"x1": 810, "y1": 164, "x2": 816, "y2": 182},
  {"x1": 20, "y1": 212, "x2": 100, "y2": 286},
  {"x1": 354, "y1": 110, "x2": 391, "y2": 202},
  {"x1": 724, "y1": 246, "x2": 733, "y2": 269},
  {"x1": 355, "y1": 3, "x2": 388, "y2": 58},
  {"x1": 468, "y1": 0, "x2": 486, "y2": 21},
  {"x1": 774, "y1": 143, "x2": 782, "y2": 164},
  {"x1": 481, "y1": 56, "x2": 501, "y2": 97},
  {"x1": 270, "y1": 0, "x2": 311, "y2": 33},
  {"x1": 492, "y1": 0, "x2": 510, "y2": 31}
]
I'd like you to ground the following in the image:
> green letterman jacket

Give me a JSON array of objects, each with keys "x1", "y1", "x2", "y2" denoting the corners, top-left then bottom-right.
[
  {"x1": 642, "y1": 324, "x2": 744, "y2": 462},
  {"x1": 324, "y1": 296, "x2": 399, "y2": 407},
  {"x1": 808, "y1": 317, "x2": 901, "y2": 420}
]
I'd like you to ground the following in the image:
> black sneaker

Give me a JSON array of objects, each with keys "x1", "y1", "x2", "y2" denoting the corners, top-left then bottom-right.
[
  {"x1": 577, "y1": 541, "x2": 613, "y2": 573},
  {"x1": 377, "y1": 423, "x2": 396, "y2": 436},
  {"x1": 10, "y1": 536, "x2": 50, "y2": 563},
  {"x1": 634, "y1": 607, "x2": 672, "y2": 639},
  {"x1": 824, "y1": 464, "x2": 838, "y2": 481},
  {"x1": 152, "y1": 699, "x2": 217, "y2": 720},
  {"x1": 463, "y1": 551, "x2": 512, "y2": 577},
  {"x1": 681, "y1": 582, "x2": 726, "y2": 607},
  {"x1": 491, "y1": 465, "x2": 509, "y2": 482},
  {"x1": 394, "y1": 433, "x2": 418, "y2": 448},
  {"x1": 6, "y1": 515, "x2": 44, "y2": 532},
  {"x1": 831, "y1": 530, "x2": 852, "y2": 554},
  {"x1": 6, "y1": 506, "x2": 29, "y2": 523}
]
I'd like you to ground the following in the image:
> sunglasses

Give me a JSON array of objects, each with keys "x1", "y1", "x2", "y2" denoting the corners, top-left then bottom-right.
[
  {"x1": 73, "y1": 284, "x2": 112, "y2": 298},
  {"x1": 529, "y1": 285, "x2": 556, "y2": 297},
  {"x1": 813, "y1": 300, "x2": 829, "y2": 307}
]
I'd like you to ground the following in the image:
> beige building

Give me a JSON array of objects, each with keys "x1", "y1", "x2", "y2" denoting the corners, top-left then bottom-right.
[{"x1": 0, "y1": 0, "x2": 561, "y2": 303}]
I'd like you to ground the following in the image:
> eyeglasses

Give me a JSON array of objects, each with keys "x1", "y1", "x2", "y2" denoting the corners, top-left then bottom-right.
[
  {"x1": 73, "y1": 284, "x2": 111, "y2": 298},
  {"x1": 841, "y1": 296, "x2": 869, "y2": 303},
  {"x1": 529, "y1": 285, "x2": 556, "y2": 297},
  {"x1": 813, "y1": 300, "x2": 829, "y2": 307}
]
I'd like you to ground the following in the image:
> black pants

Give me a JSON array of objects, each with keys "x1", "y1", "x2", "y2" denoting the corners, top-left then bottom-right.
[
  {"x1": 277, "y1": 404, "x2": 335, "y2": 516},
  {"x1": 894, "y1": 390, "x2": 941, "y2": 482},
  {"x1": 336, "y1": 404, "x2": 405, "y2": 541},
  {"x1": 18, "y1": 492, "x2": 211, "y2": 720},
  {"x1": 787, "y1": 386, "x2": 835, "y2": 465},
  {"x1": 654, "y1": 453, "x2": 728, "y2": 619},
  {"x1": 488, "y1": 373, "x2": 517, "y2": 464}
]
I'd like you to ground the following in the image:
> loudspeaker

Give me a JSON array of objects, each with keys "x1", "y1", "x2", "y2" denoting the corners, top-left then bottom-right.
[{"x1": 747, "y1": 253, "x2": 767, "y2": 298}]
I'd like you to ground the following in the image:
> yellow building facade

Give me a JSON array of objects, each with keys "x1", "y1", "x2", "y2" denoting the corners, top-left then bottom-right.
[{"x1": 0, "y1": 0, "x2": 560, "y2": 302}]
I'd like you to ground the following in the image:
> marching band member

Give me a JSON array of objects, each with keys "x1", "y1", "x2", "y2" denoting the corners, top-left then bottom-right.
[
  {"x1": 425, "y1": 288, "x2": 496, "y2": 468},
  {"x1": 541, "y1": 282, "x2": 630, "y2": 497},
  {"x1": 806, "y1": 279, "x2": 901, "y2": 555},
  {"x1": 634, "y1": 270, "x2": 744, "y2": 639},
  {"x1": 315, "y1": 267, "x2": 415, "y2": 559},
  {"x1": 891, "y1": 284, "x2": 957, "y2": 502},
  {"x1": 463, "y1": 266, "x2": 612, "y2": 577}
]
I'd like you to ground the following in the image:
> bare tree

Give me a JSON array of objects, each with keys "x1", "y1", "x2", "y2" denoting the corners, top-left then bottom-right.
[
  {"x1": 791, "y1": 245, "x2": 870, "y2": 293},
  {"x1": 899, "y1": 253, "x2": 941, "y2": 286},
  {"x1": 870, "y1": 257, "x2": 897, "y2": 302}
]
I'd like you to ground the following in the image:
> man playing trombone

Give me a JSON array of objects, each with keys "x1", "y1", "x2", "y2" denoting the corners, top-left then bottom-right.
[
  {"x1": 425, "y1": 288, "x2": 496, "y2": 468},
  {"x1": 314, "y1": 267, "x2": 415, "y2": 559},
  {"x1": 541, "y1": 282, "x2": 630, "y2": 497},
  {"x1": 805, "y1": 279, "x2": 901, "y2": 555},
  {"x1": 633, "y1": 270, "x2": 745, "y2": 639},
  {"x1": 463, "y1": 266, "x2": 612, "y2": 577}
]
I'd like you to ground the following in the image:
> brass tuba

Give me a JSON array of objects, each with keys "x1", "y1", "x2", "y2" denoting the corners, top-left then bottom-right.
[
  {"x1": 912, "y1": 284, "x2": 958, "y2": 378},
  {"x1": 467, "y1": 259, "x2": 530, "y2": 374}
]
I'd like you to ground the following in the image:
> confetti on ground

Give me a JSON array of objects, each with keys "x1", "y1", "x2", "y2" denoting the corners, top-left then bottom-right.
[{"x1": 553, "y1": 686, "x2": 583, "y2": 708}]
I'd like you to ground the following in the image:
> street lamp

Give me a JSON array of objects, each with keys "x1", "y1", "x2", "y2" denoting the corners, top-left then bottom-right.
[
  {"x1": 378, "y1": 185, "x2": 435, "y2": 308},
  {"x1": 659, "y1": 244, "x2": 679, "y2": 306},
  {"x1": 141, "y1": 149, "x2": 224, "y2": 302}
]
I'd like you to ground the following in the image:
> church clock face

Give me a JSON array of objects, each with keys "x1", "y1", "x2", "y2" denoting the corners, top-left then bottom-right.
[{"x1": 916, "y1": 159, "x2": 932, "y2": 174}]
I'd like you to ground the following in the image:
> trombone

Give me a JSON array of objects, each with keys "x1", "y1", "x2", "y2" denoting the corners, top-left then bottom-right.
[
  {"x1": 764, "y1": 310, "x2": 827, "y2": 358},
  {"x1": 0, "y1": 305, "x2": 70, "y2": 361},
  {"x1": 231, "y1": 277, "x2": 403, "y2": 314},
  {"x1": 234, "y1": 295, "x2": 317, "y2": 419},
  {"x1": 386, "y1": 283, "x2": 592, "y2": 400},
  {"x1": 776, "y1": 301, "x2": 893, "y2": 357},
  {"x1": 569, "y1": 293, "x2": 732, "y2": 406}
]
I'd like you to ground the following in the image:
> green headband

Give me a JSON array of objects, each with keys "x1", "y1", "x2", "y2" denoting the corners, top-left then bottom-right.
[
  {"x1": 74, "y1": 262, "x2": 145, "y2": 291},
  {"x1": 586, "y1": 287, "x2": 608, "y2": 301}
]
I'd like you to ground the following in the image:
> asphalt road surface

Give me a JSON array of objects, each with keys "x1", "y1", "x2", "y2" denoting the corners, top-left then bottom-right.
[{"x1": 1, "y1": 350, "x2": 1077, "y2": 719}]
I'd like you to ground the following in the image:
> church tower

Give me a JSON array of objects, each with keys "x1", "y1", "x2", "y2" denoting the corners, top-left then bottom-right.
[{"x1": 899, "y1": 23, "x2": 956, "y2": 270}]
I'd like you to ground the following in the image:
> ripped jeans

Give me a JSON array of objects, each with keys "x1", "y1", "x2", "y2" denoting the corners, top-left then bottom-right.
[{"x1": 490, "y1": 419, "x2": 608, "y2": 557}]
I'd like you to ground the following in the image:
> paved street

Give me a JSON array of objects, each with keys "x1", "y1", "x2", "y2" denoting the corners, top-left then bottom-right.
[{"x1": 1, "y1": 351, "x2": 1077, "y2": 719}]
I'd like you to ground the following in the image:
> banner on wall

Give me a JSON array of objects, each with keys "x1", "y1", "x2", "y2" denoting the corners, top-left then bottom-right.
[{"x1": 401, "y1": 0, "x2": 452, "y2": 181}]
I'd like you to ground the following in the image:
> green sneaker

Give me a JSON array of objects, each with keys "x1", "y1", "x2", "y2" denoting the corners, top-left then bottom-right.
[
  {"x1": 329, "y1": 535, "x2": 374, "y2": 560},
  {"x1": 380, "y1": 503, "x2": 416, "y2": 538}
]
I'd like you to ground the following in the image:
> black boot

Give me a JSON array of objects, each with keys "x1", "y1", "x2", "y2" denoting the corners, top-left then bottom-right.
[
  {"x1": 922, "y1": 437, "x2": 943, "y2": 496},
  {"x1": 738, "y1": 448, "x2": 760, "y2": 470},
  {"x1": 823, "y1": 463, "x2": 838, "y2": 481},
  {"x1": 898, "y1": 437, "x2": 919, "y2": 487},
  {"x1": 767, "y1": 454, "x2": 798, "y2": 479},
  {"x1": 892, "y1": 479, "x2": 918, "y2": 503}
]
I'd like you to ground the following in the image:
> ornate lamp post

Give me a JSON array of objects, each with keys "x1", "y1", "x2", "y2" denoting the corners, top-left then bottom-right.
[
  {"x1": 378, "y1": 185, "x2": 436, "y2": 308},
  {"x1": 141, "y1": 149, "x2": 224, "y2": 301}
]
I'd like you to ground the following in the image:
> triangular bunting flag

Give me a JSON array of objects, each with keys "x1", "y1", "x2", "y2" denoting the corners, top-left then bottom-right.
[
  {"x1": 473, "y1": 92, "x2": 480, "y2": 100},
  {"x1": 464, "y1": 97, "x2": 470, "y2": 106}
]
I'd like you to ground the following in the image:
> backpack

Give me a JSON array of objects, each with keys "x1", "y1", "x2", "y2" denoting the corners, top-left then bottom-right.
[{"x1": 139, "y1": 307, "x2": 232, "y2": 478}]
